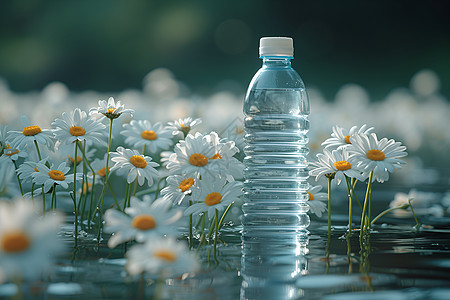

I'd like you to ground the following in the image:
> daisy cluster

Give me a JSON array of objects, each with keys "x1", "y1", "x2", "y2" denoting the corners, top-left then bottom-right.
[
  {"x1": 0, "y1": 96, "x2": 246, "y2": 279},
  {"x1": 307, "y1": 124, "x2": 408, "y2": 229}
]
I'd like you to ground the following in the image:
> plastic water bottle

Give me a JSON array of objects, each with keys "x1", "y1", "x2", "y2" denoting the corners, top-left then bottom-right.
[{"x1": 242, "y1": 37, "x2": 310, "y2": 235}]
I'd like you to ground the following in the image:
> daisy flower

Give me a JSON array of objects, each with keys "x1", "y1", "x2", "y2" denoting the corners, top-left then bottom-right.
[
  {"x1": 348, "y1": 133, "x2": 407, "y2": 183},
  {"x1": 322, "y1": 124, "x2": 374, "y2": 150},
  {"x1": 109, "y1": 146, "x2": 159, "y2": 186},
  {"x1": 208, "y1": 131, "x2": 244, "y2": 180},
  {"x1": 90, "y1": 154, "x2": 113, "y2": 181},
  {"x1": 1, "y1": 144, "x2": 28, "y2": 161},
  {"x1": 32, "y1": 161, "x2": 81, "y2": 193},
  {"x1": 120, "y1": 120, "x2": 173, "y2": 154},
  {"x1": 52, "y1": 108, "x2": 107, "y2": 147},
  {"x1": 55, "y1": 142, "x2": 96, "y2": 167},
  {"x1": 7, "y1": 117, "x2": 55, "y2": 150},
  {"x1": 160, "y1": 174, "x2": 199, "y2": 205},
  {"x1": 185, "y1": 176, "x2": 243, "y2": 220},
  {"x1": 89, "y1": 96, "x2": 134, "y2": 120},
  {"x1": 166, "y1": 132, "x2": 218, "y2": 177},
  {"x1": 16, "y1": 158, "x2": 49, "y2": 184},
  {"x1": 220, "y1": 120, "x2": 245, "y2": 153},
  {"x1": 167, "y1": 117, "x2": 202, "y2": 137},
  {"x1": 307, "y1": 185, "x2": 328, "y2": 218},
  {"x1": 125, "y1": 237, "x2": 199, "y2": 277},
  {"x1": 159, "y1": 151, "x2": 174, "y2": 168},
  {"x1": 104, "y1": 196, "x2": 182, "y2": 248},
  {"x1": 0, "y1": 199, "x2": 65, "y2": 281},
  {"x1": 309, "y1": 148, "x2": 365, "y2": 185}
]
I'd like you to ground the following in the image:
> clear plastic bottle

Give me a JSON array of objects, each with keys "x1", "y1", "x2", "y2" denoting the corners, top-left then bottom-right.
[{"x1": 242, "y1": 37, "x2": 310, "y2": 235}]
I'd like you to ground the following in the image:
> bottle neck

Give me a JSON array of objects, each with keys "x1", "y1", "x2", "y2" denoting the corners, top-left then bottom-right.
[{"x1": 261, "y1": 56, "x2": 292, "y2": 68}]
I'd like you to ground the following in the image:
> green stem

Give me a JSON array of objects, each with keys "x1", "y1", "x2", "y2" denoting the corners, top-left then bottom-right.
[
  {"x1": 345, "y1": 176, "x2": 353, "y2": 234},
  {"x1": 77, "y1": 142, "x2": 96, "y2": 222},
  {"x1": 33, "y1": 140, "x2": 46, "y2": 215},
  {"x1": 99, "y1": 118, "x2": 114, "y2": 220},
  {"x1": 370, "y1": 203, "x2": 410, "y2": 225},
  {"x1": 41, "y1": 185, "x2": 46, "y2": 215},
  {"x1": 214, "y1": 208, "x2": 219, "y2": 260},
  {"x1": 123, "y1": 182, "x2": 130, "y2": 211},
  {"x1": 135, "y1": 188, "x2": 157, "y2": 197},
  {"x1": 327, "y1": 177, "x2": 332, "y2": 236},
  {"x1": 360, "y1": 170, "x2": 374, "y2": 235},
  {"x1": 51, "y1": 183, "x2": 57, "y2": 210},
  {"x1": 72, "y1": 141, "x2": 79, "y2": 244},
  {"x1": 188, "y1": 200, "x2": 193, "y2": 250},
  {"x1": 196, "y1": 214, "x2": 206, "y2": 253},
  {"x1": 107, "y1": 182, "x2": 121, "y2": 211},
  {"x1": 351, "y1": 178, "x2": 363, "y2": 211},
  {"x1": 33, "y1": 140, "x2": 43, "y2": 160},
  {"x1": 217, "y1": 202, "x2": 235, "y2": 230},
  {"x1": 207, "y1": 214, "x2": 217, "y2": 242},
  {"x1": 367, "y1": 180, "x2": 374, "y2": 230},
  {"x1": 154, "y1": 176, "x2": 166, "y2": 199},
  {"x1": 408, "y1": 198, "x2": 420, "y2": 228},
  {"x1": 12, "y1": 160, "x2": 24, "y2": 196}
]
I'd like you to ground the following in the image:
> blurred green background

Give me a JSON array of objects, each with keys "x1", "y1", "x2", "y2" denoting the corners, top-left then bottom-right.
[{"x1": 0, "y1": 0, "x2": 449, "y2": 99}]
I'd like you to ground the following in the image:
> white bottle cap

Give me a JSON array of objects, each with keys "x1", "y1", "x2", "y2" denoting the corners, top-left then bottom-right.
[{"x1": 259, "y1": 37, "x2": 294, "y2": 57}]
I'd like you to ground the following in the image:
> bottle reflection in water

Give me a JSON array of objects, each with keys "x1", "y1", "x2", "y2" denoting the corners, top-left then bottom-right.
[{"x1": 240, "y1": 232, "x2": 309, "y2": 299}]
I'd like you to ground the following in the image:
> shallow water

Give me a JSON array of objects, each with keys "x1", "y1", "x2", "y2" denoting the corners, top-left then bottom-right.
[{"x1": 3, "y1": 200, "x2": 450, "y2": 300}]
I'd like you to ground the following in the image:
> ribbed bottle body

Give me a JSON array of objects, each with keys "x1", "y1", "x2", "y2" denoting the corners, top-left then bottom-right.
[{"x1": 242, "y1": 60, "x2": 310, "y2": 234}]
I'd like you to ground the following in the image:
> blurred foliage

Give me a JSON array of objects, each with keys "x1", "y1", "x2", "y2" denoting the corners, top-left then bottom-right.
[{"x1": 0, "y1": 0, "x2": 449, "y2": 99}]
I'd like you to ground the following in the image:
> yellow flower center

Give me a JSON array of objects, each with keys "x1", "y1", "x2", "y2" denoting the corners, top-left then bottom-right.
[
  {"x1": 154, "y1": 249, "x2": 177, "y2": 262},
  {"x1": 48, "y1": 170, "x2": 66, "y2": 181},
  {"x1": 107, "y1": 108, "x2": 116, "y2": 114},
  {"x1": 129, "y1": 155, "x2": 147, "y2": 168},
  {"x1": 69, "y1": 126, "x2": 86, "y2": 136},
  {"x1": 189, "y1": 153, "x2": 208, "y2": 167},
  {"x1": 366, "y1": 149, "x2": 385, "y2": 161},
  {"x1": 22, "y1": 125, "x2": 42, "y2": 136},
  {"x1": 68, "y1": 155, "x2": 83, "y2": 165},
  {"x1": 97, "y1": 167, "x2": 107, "y2": 177},
  {"x1": 131, "y1": 215, "x2": 156, "y2": 230},
  {"x1": 1, "y1": 231, "x2": 31, "y2": 253},
  {"x1": 141, "y1": 130, "x2": 158, "y2": 140},
  {"x1": 209, "y1": 153, "x2": 222, "y2": 160},
  {"x1": 344, "y1": 135, "x2": 351, "y2": 144},
  {"x1": 307, "y1": 191, "x2": 314, "y2": 201},
  {"x1": 205, "y1": 192, "x2": 222, "y2": 206},
  {"x1": 334, "y1": 160, "x2": 352, "y2": 171},
  {"x1": 81, "y1": 182, "x2": 93, "y2": 195},
  {"x1": 178, "y1": 178, "x2": 195, "y2": 192},
  {"x1": 5, "y1": 149, "x2": 19, "y2": 156}
]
